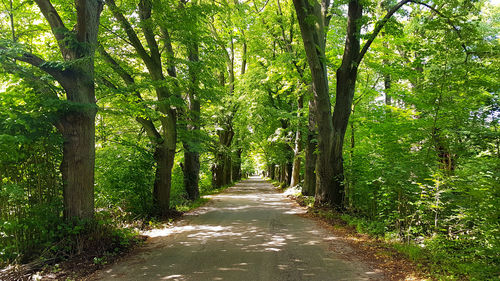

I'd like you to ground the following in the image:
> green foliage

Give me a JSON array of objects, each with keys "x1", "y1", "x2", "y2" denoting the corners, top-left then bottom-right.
[
  {"x1": 95, "y1": 144, "x2": 155, "y2": 218},
  {"x1": 0, "y1": 76, "x2": 63, "y2": 265},
  {"x1": 339, "y1": 2, "x2": 500, "y2": 279},
  {"x1": 341, "y1": 214, "x2": 388, "y2": 237},
  {"x1": 0, "y1": 1, "x2": 498, "y2": 280}
]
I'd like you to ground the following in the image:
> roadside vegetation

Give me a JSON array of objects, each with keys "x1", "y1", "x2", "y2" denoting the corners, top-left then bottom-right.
[{"x1": 1, "y1": 0, "x2": 498, "y2": 280}]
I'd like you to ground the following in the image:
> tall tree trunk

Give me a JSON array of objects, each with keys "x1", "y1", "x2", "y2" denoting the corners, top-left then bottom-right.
[
  {"x1": 293, "y1": 0, "x2": 336, "y2": 206},
  {"x1": 107, "y1": 0, "x2": 182, "y2": 215},
  {"x1": 223, "y1": 155, "x2": 232, "y2": 185},
  {"x1": 294, "y1": 0, "x2": 410, "y2": 208},
  {"x1": 286, "y1": 162, "x2": 293, "y2": 186},
  {"x1": 329, "y1": 1, "x2": 362, "y2": 208},
  {"x1": 17, "y1": 0, "x2": 105, "y2": 220},
  {"x1": 290, "y1": 95, "x2": 304, "y2": 187},
  {"x1": 232, "y1": 148, "x2": 242, "y2": 181},
  {"x1": 212, "y1": 157, "x2": 224, "y2": 188},
  {"x1": 153, "y1": 145, "x2": 175, "y2": 216},
  {"x1": 183, "y1": 147, "x2": 200, "y2": 200},
  {"x1": 303, "y1": 99, "x2": 317, "y2": 196},
  {"x1": 183, "y1": 34, "x2": 201, "y2": 201},
  {"x1": 269, "y1": 164, "x2": 275, "y2": 180},
  {"x1": 59, "y1": 109, "x2": 96, "y2": 219}
]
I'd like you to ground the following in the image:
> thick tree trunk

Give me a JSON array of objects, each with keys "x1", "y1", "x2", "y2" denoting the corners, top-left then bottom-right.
[
  {"x1": 286, "y1": 162, "x2": 293, "y2": 186},
  {"x1": 183, "y1": 149, "x2": 200, "y2": 201},
  {"x1": 303, "y1": 96, "x2": 317, "y2": 196},
  {"x1": 232, "y1": 148, "x2": 242, "y2": 181},
  {"x1": 223, "y1": 155, "x2": 232, "y2": 185},
  {"x1": 15, "y1": 0, "x2": 104, "y2": 220},
  {"x1": 59, "y1": 110, "x2": 96, "y2": 220},
  {"x1": 183, "y1": 39, "x2": 201, "y2": 201},
  {"x1": 290, "y1": 95, "x2": 304, "y2": 187},
  {"x1": 328, "y1": 1, "x2": 362, "y2": 208},
  {"x1": 153, "y1": 104, "x2": 177, "y2": 215},
  {"x1": 212, "y1": 125, "x2": 234, "y2": 188},
  {"x1": 294, "y1": 0, "x2": 409, "y2": 207},
  {"x1": 153, "y1": 145, "x2": 175, "y2": 216},
  {"x1": 293, "y1": 0, "x2": 335, "y2": 206},
  {"x1": 303, "y1": 99, "x2": 317, "y2": 196},
  {"x1": 294, "y1": 0, "x2": 362, "y2": 208}
]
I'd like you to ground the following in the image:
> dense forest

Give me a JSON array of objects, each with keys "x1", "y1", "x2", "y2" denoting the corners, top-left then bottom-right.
[{"x1": 0, "y1": 0, "x2": 498, "y2": 279}]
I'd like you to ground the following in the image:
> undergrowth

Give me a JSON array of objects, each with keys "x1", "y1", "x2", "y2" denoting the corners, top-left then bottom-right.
[{"x1": 289, "y1": 192, "x2": 499, "y2": 281}]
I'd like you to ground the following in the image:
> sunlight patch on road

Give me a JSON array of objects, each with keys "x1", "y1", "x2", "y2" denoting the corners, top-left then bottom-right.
[
  {"x1": 162, "y1": 274, "x2": 184, "y2": 280},
  {"x1": 145, "y1": 225, "x2": 231, "y2": 238}
]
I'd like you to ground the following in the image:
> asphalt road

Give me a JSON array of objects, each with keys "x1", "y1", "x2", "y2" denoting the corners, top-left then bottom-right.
[{"x1": 92, "y1": 176, "x2": 385, "y2": 281}]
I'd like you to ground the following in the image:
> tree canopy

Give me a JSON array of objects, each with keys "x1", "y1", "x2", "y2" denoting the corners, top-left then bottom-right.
[{"x1": 0, "y1": 0, "x2": 498, "y2": 279}]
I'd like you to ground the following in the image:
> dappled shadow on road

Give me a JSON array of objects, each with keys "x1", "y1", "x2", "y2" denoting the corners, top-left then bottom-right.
[{"x1": 95, "y1": 177, "x2": 384, "y2": 281}]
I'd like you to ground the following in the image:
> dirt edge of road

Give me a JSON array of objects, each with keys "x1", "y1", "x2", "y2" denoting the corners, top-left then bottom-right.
[{"x1": 287, "y1": 194, "x2": 427, "y2": 281}]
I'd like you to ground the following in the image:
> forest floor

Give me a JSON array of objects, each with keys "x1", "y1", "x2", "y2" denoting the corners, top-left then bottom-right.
[{"x1": 87, "y1": 176, "x2": 423, "y2": 281}]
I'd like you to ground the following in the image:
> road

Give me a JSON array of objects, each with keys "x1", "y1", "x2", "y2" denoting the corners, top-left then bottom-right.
[{"x1": 92, "y1": 176, "x2": 385, "y2": 281}]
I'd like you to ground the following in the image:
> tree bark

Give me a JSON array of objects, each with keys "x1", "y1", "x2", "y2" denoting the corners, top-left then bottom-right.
[
  {"x1": 59, "y1": 110, "x2": 96, "y2": 219},
  {"x1": 183, "y1": 148, "x2": 200, "y2": 200},
  {"x1": 303, "y1": 99, "x2": 317, "y2": 196},
  {"x1": 269, "y1": 164, "x2": 275, "y2": 180},
  {"x1": 29, "y1": 0, "x2": 103, "y2": 220},
  {"x1": 212, "y1": 127, "x2": 234, "y2": 188},
  {"x1": 182, "y1": 32, "x2": 201, "y2": 201},
  {"x1": 290, "y1": 95, "x2": 304, "y2": 187},
  {"x1": 328, "y1": 1, "x2": 363, "y2": 208},
  {"x1": 232, "y1": 148, "x2": 242, "y2": 181},
  {"x1": 294, "y1": 0, "x2": 409, "y2": 208},
  {"x1": 107, "y1": 0, "x2": 179, "y2": 215},
  {"x1": 293, "y1": 0, "x2": 336, "y2": 206},
  {"x1": 153, "y1": 145, "x2": 175, "y2": 216}
]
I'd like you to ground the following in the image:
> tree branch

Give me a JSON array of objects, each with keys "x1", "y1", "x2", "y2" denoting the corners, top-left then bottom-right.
[
  {"x1": 138, "y1": 0, "x2": 161, "y2": 68},
  {"x1": 97, "y1": 44, "x2": 134, "y2": 85},
  {"x1": 33, "y1": 0, "x2": 71, "y2": 56},
  {"x1": 159, "y1": 26, "x2": 177, "y2": 78},
  {"x1": 106, "y1": 0, "x2": 154, "y2": 71},
  {"x1": 97, "y1": 45, "x2": 162, "y2": 142},
  {"x1": 409, "y1": 0, "x2": 469, "y2": 57},
  {"x1": 0, "y1": 45, "x2": 66, "y2": 81},
  {"x1": 357, "y1": 0, "x2": 411, "y2": 65}
]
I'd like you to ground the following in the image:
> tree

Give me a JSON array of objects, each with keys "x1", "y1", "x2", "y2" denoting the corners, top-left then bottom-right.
[
  {"x1": 0, "y1": 0, "x2": 104, "y2": 219},
  {"x1": 293, "y1": 0, "x2": 437, "y2": 208},
  {"x1": 100, "y1": 0, "x2": 184, "y2": 216}
]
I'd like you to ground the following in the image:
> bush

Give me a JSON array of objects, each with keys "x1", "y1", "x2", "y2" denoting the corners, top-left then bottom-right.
[{"x1": 95, "y1": 145, "x2": 155, "y2": 218}]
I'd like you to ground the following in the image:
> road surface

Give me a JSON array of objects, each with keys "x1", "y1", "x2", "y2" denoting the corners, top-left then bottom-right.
[{"x1": 92, "y1": 176, "x2": 385, "y2": 281}]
